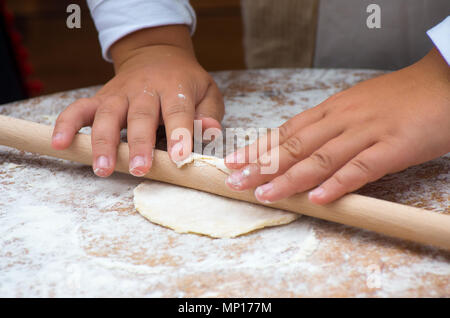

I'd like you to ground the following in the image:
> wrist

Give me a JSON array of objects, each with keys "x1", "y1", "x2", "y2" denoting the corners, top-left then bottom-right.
[
  {"x1": 415, "y1": 48, "x2": 450, "y2": 85},
  {"x1": 110, "y1": 25, "x2": 195, "y2": 72}
]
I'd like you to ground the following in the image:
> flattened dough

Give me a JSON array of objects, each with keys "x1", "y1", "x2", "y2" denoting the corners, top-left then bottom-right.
[
  {"x1": 134, "y1": 182, "x2": 300, "y2": 238},
  {"x1": 134, "y1": 154, "x2": 300, "y2": 238}
]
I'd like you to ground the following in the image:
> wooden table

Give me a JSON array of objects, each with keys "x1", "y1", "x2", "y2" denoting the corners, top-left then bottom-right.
[{"x1": 0, "y1": 69, "x2": 449, "y2": 297}]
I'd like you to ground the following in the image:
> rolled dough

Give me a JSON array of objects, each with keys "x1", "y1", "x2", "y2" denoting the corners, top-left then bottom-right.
[
  {"x1": 134, "y1": 182, "x2": 300, "y2": 238},
  {"x1": 133, "y1": 154, "x2": 300, "y2": 238}
]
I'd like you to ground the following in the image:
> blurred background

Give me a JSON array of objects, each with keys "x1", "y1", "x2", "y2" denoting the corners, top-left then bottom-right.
[
  {"x1": 1, "y1": 0, "x2": 246, "y2": 103},
  {"x1": 2, "y1": 0, "x2": 446, "y2": 105}
]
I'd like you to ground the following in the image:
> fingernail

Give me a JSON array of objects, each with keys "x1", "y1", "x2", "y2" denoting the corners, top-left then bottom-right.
[
  {"x1": 170, "y1": 141, "x2": 184, "y2": 163},
  {"x1": 309, "y1": 187, "x2": 325, "y2": 200},
  {"x1": 94, "y1": 155, "x2": 110, "y2": 177},
  {"x1": 129, "y1": 156, "x2": 146, "y2": 177},
  {"x1": 255, "y1": 183, "x2": 274, "y2": 202},
  {"x1": 53, "y1": 132, "x2": 64, "y2": 142},
  {"x1": 226, "y1": 170, "x2": 247, "y2": 189}
]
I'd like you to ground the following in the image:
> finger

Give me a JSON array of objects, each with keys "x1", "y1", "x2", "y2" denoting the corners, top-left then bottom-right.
[
  {"x1": 226, "y1": 117, "x2": 344, "y2": 191},
  {"x1": 52, "y1": 97, "x2": 99, "y2": 150},
  {"x1": 161, "y1": 87, "x2": 195, "y2": 163},
  {"x1": 308, "y1": 141, "x2": 404, "y2": 204},
  {"x1": 127, "y1": 93, "x2": 160, "y2": 176},
  {"x1": 195, "y1": 82, "x2": 224, "y2": 129},
  {"x1": 252, "y1": 128, "x2": 375, "y2": 203},
  {"x1": 91, "y1": 95, "x2": 128, "y2": 177},
  {"x1": 225, "y1": 104, "x2": 328, "y2": 169},
  {"x1": 194, "y1": 83, "x2": 224, "y2": 146}
]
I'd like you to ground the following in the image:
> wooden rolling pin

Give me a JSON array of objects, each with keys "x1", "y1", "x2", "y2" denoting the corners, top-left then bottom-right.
[{"x1": 0, "y1": 114, "x2": 449, "y2": 250}]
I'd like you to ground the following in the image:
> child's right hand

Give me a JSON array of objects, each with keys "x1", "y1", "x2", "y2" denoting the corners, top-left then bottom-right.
[{"x1": 51, "y1": 25, "x2": 224, "y2": 177}]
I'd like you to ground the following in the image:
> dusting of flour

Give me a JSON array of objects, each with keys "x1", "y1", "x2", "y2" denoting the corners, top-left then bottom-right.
[{"x1": 0, "y1": 69, "x2": 449, "y2": 297}]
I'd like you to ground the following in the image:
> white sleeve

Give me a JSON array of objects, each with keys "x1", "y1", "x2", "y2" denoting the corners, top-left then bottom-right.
[
  {"x1": 87, "y1": 0, "x2": 196, "y2": 62},
  {"x1": 427, "y1": 16, "x2": 450, "y2": 65}
]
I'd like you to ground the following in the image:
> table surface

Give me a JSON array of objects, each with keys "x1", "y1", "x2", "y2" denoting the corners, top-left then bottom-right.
[{"x1": 0, "y1": 69, "x2": 449, "y2": 297}]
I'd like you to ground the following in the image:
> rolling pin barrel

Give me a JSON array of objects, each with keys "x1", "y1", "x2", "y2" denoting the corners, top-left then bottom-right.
[{"x1": 1, "y1": 114, "x2": 449, "y2": 250}]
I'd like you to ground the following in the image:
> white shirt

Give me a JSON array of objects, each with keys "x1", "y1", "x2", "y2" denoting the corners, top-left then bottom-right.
[
  {"x1": 86, "y1": 0, "x2": 196, "y2": 61},
  {"x1": 427, "y1": 16, "x2": 450, "y2": 65},
  {"x1": 87, "y1": 0, "x2": 449, "y2": 66},
  {"x1": 314, "y1": 0, "x2": 450, "y2": 69}
]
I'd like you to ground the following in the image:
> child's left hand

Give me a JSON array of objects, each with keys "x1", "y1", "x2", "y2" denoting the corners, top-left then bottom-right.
[{"x1": 225, "y1": 48, "x2": 450, "y2": 204}]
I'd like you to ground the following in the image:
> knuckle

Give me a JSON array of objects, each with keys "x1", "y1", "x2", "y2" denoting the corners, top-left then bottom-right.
[
  {"x1": 308, "y1": 102, "x2": 329, "y2": 120},
  {"x1": 310, "y1": 151, "x2": 334, "y2": 171},
  {"x1": 104, "y1": 94, "x2": 125, "y2": 104},
  {"x1": 92, "y1": 136, "x2": 110, "y2": 146},
  {"x1": 331, "y1": 173, "x2": 347, "y2": 188},
  {"x1": 341, "y1": 102, "x2": 361, "y2": 115},
  {"x1": 319, "y1": 107, "x2": 328, "y2": 119},
  {"x1": 350, "y1": 158, "x2": 372, "y2": 176},
  {"x1": 278, "y1": 124, "x2": 291, "y2": 140},
  {"x1": 93, "y1": 135, "x2": 117, "y2": 147},
  {"x1": 128, "y1": 108, "x2": 155, "y2": 122},
  {"x1": 163, "y1": 103, "x2": 188, "y2": 118},
  {"x1": 96, "y1": 96, "x2": 127, "y2": 115},
  {"x1": 281, "y1": 135, "x2": 304, "y2": 159},
  {"x1": 128, "y1": 136, "x2": 149, "y2": 147},
  {"x1": 96, "y1": 105, "x2": 115, "y2": 116}
]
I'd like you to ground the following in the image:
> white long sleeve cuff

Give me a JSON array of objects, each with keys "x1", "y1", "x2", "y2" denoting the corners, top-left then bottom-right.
[
  {"x1": 427, "y1": 16, "x2": 450, "y2": 65},
  {"x1": 87, "y1": 0, "x2": 196, "y2": 62}
]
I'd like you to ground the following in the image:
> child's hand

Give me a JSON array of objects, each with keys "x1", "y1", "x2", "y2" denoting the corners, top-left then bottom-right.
[
  {"x1": 52, "y1": 25, "x2": 224, "y2": 177},
  {"x1": 225, "y1": 48, "x2": 450, "y2": 204}
]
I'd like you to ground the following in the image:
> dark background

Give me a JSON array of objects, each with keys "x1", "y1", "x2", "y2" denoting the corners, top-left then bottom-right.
[{"x1": 4, "y1": 0, "x2": 245, "y2": 98}]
